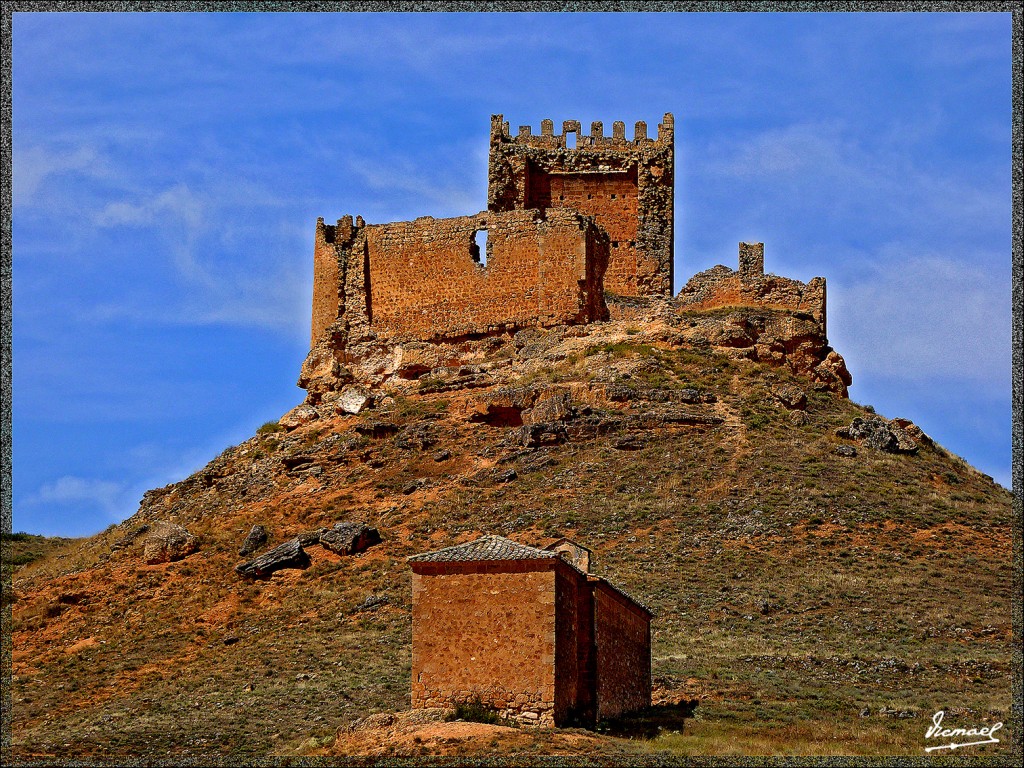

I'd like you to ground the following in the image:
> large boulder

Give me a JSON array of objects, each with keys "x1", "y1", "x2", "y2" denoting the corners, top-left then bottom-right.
[
  {"x1": 319, "y1": 523, "x2": 382, "y2": 556},
  {"x1": 235, "y1": 538, "x2": 311, "y2": 579},
  {"x1": 837, "y1": 416, "x2": 918, "y2": 454},
  {"x1": 142, "y1": 521, "x2": 199, "y2": 565}
]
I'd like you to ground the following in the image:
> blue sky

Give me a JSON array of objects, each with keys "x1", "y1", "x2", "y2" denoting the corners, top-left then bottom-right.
[{"x1": 11, "y1": 11, "x2": 1013, "y2": 537}]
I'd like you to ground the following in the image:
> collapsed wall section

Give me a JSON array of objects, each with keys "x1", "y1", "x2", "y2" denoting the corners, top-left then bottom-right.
[
  {"x1": 676, "y1": 242, "x2": 827, "y2": 330},
  {"x1": 311, "y1": 209, "x2": 608, "y2": 347},
  {"x1": 488, "y1": 114, "x2": 674, "y2": 298}
]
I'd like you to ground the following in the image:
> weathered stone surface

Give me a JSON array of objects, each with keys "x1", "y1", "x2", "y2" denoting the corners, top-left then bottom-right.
[
  {"x1": 395, "y1": 424, "x2": 437, "y2": 450},
  {"x1": 512, "y1": 422, "x2": 568, "y2": 448},
  {"x1": 141, "y1": 522, "x2": 199, "y2": 565},
  {"x1": 835, "y1": 445, "x2": 857, "y2": 457},
  {"x1": 489, "y1": 113, "x2": 675, "y2": 299},
  {"x1": 355, "y1": 421, "x2": 399, "y2": 438},
  {"x1": 337, "y1": 386, "x2": 371, "y2": 415},
  {"x1": 525, "y1": 393, "x2": 573, "y2": 425},
  {"x1": 279, "y1": 404, "x2": 319, "y2": 430},
  {"x1": 773, "y1": 384, "x2": 807, "y2": 410},
  {"x1": 297, "y1": 528, "x2": 328, "y2": 547},
  {"x1": 676, "y1": 246, "x2": 826, "y2": 327},
  {"x1": 238, "y1": 524, "x2": 268, "y2": 556},
  {"x1": 789, "y1": 410, "x2": 808, "y2": 426},
  {"x1": 837, "y1": 416, "x2": 918, "y2": 454},
  {"x1": 320, "y1": 522, "x2": 382, "y2": 556},
  {"x1": 235, "y1": 538, "x2": 311, "y2": 579},
  {"x1": 624, "y1": 408, "x2": 724, "y2": 429}
]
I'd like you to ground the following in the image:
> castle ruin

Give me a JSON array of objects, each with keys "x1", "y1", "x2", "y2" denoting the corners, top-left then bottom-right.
[{"x1": 302, "y1": 113, "x2": 845, "y2": 398}]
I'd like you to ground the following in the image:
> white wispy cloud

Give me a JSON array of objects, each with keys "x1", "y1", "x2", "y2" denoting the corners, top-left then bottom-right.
[
  {"x1": 828, "y1": 248, "x2": 1010, "y2": 390},
  {"x1": 13, "y1": 144, "x2": 109, "y2": 207},
  {"x1": 699, "y1": 121, "x2": 1008, "y2": 239},
  {"x1": 32, "y1": 476, "x2": 129, "y2": 516}
]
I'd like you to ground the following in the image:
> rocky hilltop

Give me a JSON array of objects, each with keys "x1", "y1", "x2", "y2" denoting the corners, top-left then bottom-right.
[{"x1": 6, "y1": 297, "x2": 1013, "y2": 759}]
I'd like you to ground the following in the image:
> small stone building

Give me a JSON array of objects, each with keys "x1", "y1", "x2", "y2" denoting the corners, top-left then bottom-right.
[{"x1": 408, "y1": 535, "x2": 652, "y2": 726}]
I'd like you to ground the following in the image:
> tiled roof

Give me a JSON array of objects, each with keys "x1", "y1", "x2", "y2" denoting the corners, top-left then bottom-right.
[
  {"x1": 589, "y1": 575, "x2": 655, "y2": 617},
  {"x1": 409, "y1": 534, "x2": 653, "y2": 615},
  {"x1": 407, "y1": 534, "x2": 561, "y2": 564}
]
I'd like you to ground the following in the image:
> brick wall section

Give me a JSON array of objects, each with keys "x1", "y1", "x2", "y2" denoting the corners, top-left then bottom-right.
[
  {"x1": 592, "y1": 581, "x2": 652, "y2": 721},
  {"x1": 411, "y1": 562, "x2": 558, "y2": 725},
  {"x1": 676, "y1": 243, "x2": 828, "y2": 330},
  {"x1": 488, "y1": 113, "x2": 674, "y2": 297},
  {"x1": 312, "y1": 209, "x2": 609, "y2": 346}
]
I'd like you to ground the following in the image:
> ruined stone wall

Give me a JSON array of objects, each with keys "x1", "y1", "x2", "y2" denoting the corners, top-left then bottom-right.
[
  {"x1": 488, "y1": 113, "x2": 674, "y2": 297},
  {"x1": 313, "y1": 209, "x2": 608, "y2": 347},
  {"x1": 411, "y1": 563, "x2": 557, "y2": 726},
  {"x1": 311, "y1": 218, "x2": 341, "y2": 347},
  {"x1": 592, "y1": 582, "x2": 652, "y2": 721},
  {"x1": 676, "y1": 243, "x2": 827, "y2": 330}
]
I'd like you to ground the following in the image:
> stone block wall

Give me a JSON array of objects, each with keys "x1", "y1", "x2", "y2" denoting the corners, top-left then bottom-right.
[
  {"x1": 311, "y1": 209, "x2": 609, "y2": 347},
  {"x1": 554, "y1": 566, "x2": 593, "y2": 725},
  {"x1": 592, "y1": 581, "x2": 652, "y2": 721},
  {"x1": 488, "y1": 113, "x2": 674, "y2": 297},
  {"x1": 411, "y1": 562, "x2": 558, "y2": 726},
  {"x1": 676, "y1": 242, "x2": 828, "y2": 330}
]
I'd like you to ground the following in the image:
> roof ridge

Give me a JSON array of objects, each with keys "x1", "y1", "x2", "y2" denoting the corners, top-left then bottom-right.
[{"x1": 407, "y1": 533, "x2": 560, "y2": 563}]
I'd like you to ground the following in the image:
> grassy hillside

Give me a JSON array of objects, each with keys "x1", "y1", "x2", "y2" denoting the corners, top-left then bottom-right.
[{"x1": 6, "y1": 314, "x2": 1014, "y2": 760}]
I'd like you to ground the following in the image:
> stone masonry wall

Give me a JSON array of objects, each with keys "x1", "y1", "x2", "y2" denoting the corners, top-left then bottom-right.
[
  {"x1": 592, "y1": 582, "x2": 652, "y2": 721},
  {"x1": 411, "y1": 562, "x2": 558, "y2": 726},
  {"x1": 488, "y1": 113, "x2": 674, "y2": 297},
  {"x1": 676, "y1": 242, "x2": 828, "y2": 330},
  {"x1": 312, "y1": 209, "x2": 608, "y2": 347},
  {"x1": 554, "y1": 565, "x2": 593, "y2": 725}
]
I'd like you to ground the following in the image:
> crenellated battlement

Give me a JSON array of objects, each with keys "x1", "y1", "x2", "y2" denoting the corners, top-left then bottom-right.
[
  {"x1": 488, "y1": 113, "x2": 674, "y2": 298},
  {"x1": 492, "y1": 113, "x2": 673, "y2": 150}
]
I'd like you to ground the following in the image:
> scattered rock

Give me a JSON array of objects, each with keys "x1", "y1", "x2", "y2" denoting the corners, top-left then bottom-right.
[
  {"x1": 773, "y1": 384, "x2": 807, "y2": 410},
  {"x1": 878, "y1": 706, "x2": 917, "y2": 719},
  {"x1": 141, "y1": 522, "x2": 199, "y2": 565},
  {"x1": 355, "y1": 421, "x2": 400, "y2": 439},
  {"x1": 356, "y1": 594, "x2": 388, "y2": 612},
  {"x1": 235, "y1": 538, "x2": 311, "y2": 579},
  {"x1": 395, "y1": 424, "x2": 437, "y2": 450},
  {"x1": 835, "y1": 445, "x2": 857, "y2": 458},
  {"x1": 432, "y1": 449, "x2": 452, "y2": 462},
  {"x1": 612, "y1": 436, "x2": 644, "y2": 451},
  {"x1": 238, "y1": 524, "x2": 268, "y2": 556},
  {"x1": 789, "y1": 410, "x2": 808, "y2": 426},
  {"x1": 891, "y1": 417, "x2": 932, "y2": 446},
  {"x1": 402, "y1": 480, "x2": 426, "y2": 495},
  {"x1": 279, "y1": 404, "x2": 319, "y2": 430},
  {"x1": 319, "y1": 522, "x2": 382, "y2": 555}
]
